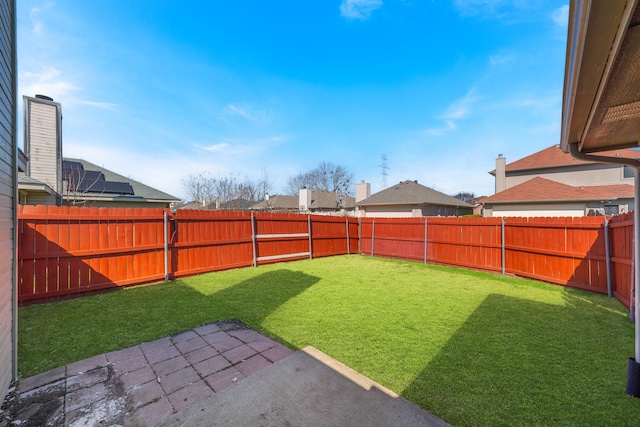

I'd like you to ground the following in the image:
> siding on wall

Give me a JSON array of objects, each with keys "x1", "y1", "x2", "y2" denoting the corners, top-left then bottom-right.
[
  {"x1": 489, "y1": 203, "x2": 587, "y2": 218},
  {"x1": 20, "y1": 191, "x2": 56, "y2": 206},
  {"x1": 0, "y1": 0, "x2": 16, "y2": 403},
  {"x1": 506, "y1": 163, "x2": 633, "y2": 189}
]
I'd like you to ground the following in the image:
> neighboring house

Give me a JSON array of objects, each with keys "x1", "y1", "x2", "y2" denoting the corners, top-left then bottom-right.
[
  {"x1": 298, "y1": 188, "x2": 355, "y2": 214},
  {"x1": 249, "y1": 195, "x2": 299, "y2": 212},
  {"x1": 355, "y1": 180, "x2": 473, "y2": 218},
  {"x1": 19, "y1": 95, "x2": 180, "y2": 208},
  {"x1": 250, "y1": 189, "x2": 356, "y2": 214},
  {"x1": 175, "y1": 198, "x2": 257, "y2": 211},
  {"x1": 1, "y1": 0, "x2": 17, "y2": 404},
  {"x1": 482, "y1": 145, "x2": 638, "y2": 217}
]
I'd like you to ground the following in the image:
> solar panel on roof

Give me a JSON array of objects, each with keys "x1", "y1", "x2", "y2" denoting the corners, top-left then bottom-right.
[
  {"x1": 102, "y1": 181, "x2": 134, "y2": 195},
  {"x1": 62, "y1": 160, "x2": 135, "y2": 195}
]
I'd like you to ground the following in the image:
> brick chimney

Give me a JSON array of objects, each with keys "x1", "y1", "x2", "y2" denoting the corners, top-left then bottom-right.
[
  {"x1": 495, "y1": 154, "x2": 506, "y2": 194},
  {"x1": 299, "y1": 187, "x2": 312, "y2": 212},
  {"x1": 355, "y1": 180, "x2": 370, "y2": 203}
]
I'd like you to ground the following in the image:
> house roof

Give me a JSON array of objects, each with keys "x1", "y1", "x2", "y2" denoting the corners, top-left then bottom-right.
[
  {"x1": 561, "y1": 0, "x2": 640, "y2": 154},
  {"x1": 357, "y1": 180, "x2": 473, "y2": 208},
  {"x1": 308, "y1": 189, "x2": 355, "y2": 210},
  {"x1": 62, "y1": 158, "x2": 180, "y2": 203},
  {"x1": 221, "y1": 198, "x2": 255, "y2": 210},
  {"x1": 17, "y1": 172, "x2": 52, "y2": 193},
  {"x1": 493, "y1": 145, "x2": 640, "y2": 174},
  {"x1": 250, "y1": 190, "x2": 356, "y2": 211},
  {"x1": 480, "y1": 177, "x2": 635, "y2": 204},
  {"x1": 250, "y1": 195, "x2": 298, "y2": 211}
]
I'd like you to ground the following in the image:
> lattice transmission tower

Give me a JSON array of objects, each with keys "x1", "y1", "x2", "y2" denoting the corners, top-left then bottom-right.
[{"x1": 379, "y1": 154, "x2": 389, "y2": 189}]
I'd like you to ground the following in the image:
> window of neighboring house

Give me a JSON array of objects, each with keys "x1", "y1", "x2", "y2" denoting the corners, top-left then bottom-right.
[
  {"x1": 623, "y1": 165, "x2": 634, "y2": 179},
  {"x1": 604, "y1": 205, "x2": 619, "y2": 216}
]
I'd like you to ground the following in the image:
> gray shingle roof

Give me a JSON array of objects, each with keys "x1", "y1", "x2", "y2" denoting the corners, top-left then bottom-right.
[
  {"x1": 63, "y1": 158, "x2": 180, "y2": 203},
  {"x1": 250, "y1": 195, "x2": 298, "y2": 210},
  {"x1": 308, "y1": 189, "x2": 355, "y2": 209},
  {"x1": 357, "y1": 180, "x2": 473, "y2": 208},
  {"x1": 18, "y1": 172, "x2": 49, "y2": 187}
]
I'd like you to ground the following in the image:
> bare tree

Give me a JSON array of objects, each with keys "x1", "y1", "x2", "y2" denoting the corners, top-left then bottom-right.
[
  {"x1": 256, "y1": 168, "x2": 273, "y2": 200},
  {"x1": 214, "y1": 176, "x2": 237, "y2": 205},
  {"x1": 453, "y1": 191, "x2": 477, "y2": 204},
  {"x1": 182, "y1": 172, "x2": 217, "y2": 206},
  {"x1": 183, "y1": 170, "x2": 274, "y2": 209},
  {"x1": 286, "y1": 162, "x2": 354, "y2": 195},
  {"x1": 311, "y1": 161, "x2": 352, "y2": 193},
  {"x1": 286, "y1": 172, "x2": 314, "y2": 195}
]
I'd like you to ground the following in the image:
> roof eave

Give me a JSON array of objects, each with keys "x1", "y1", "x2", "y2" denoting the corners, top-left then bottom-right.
[
  {"x1": 561, "y1": 0, "x2": 640, "y2": 154},
  {"x1": 18, "y1": 184, "x2": 53, "y2": 194},
  {"x1": 485, "y1": 196, "x2": 632, "y2": 205}
]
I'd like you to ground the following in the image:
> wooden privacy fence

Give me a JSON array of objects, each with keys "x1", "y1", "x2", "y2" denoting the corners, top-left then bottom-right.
[
  {"x1": 18, "y1": 206, "x2": 358, "y2": 304},
  {"x1": 360, "y1": 215, "x2": 629, "y2": 304},
  {"x1": 17, "y1": 205, "x2": 635, "y2": 309}
]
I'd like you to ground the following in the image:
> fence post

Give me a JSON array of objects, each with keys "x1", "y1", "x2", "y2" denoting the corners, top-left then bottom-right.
[
  {"x1": 358, "y1": 217, "x2": 361, "y2": 254},
  {"x1": 424, "y1": 218, "x2": 428, "y2": 264},
  {"x1": 371, "y1": 219, "x2": 375, "y2": 257},
  {"x1": 251, "y1": 212, "x2": 257, "y2": 267},
  {"x1": 164, "y1": 210, "x2": 169, "y2": 282},
  {"x1": 605, "y1": 219, "x2": 613, "y2": 297},
  {"x1": 501, "y1": 218, "x2": 506, "y2": 275},
  {"x1": 308, "y1": 214, "x2": 313, "y2": 260},
  {"x1": 346, "y1": 216, "x2": 350, "y2": 255}
]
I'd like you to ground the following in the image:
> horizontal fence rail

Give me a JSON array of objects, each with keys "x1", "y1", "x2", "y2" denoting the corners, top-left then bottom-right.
[
  {"x1": 17, "y1": 206, "x2": 359, "y2": 304},
  {"x1": 17, "y1": 205, "x2": 634, "y2": 310}
]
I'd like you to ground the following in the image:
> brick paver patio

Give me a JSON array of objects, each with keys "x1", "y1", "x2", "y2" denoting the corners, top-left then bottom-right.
[{"x1": 1, "y1": 320, "x2": 294, "y2": 427}]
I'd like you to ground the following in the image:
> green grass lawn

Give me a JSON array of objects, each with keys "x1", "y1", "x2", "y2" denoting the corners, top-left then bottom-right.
[{"x1": 18, "y1": 255, "x2": 640, "y2": 425}]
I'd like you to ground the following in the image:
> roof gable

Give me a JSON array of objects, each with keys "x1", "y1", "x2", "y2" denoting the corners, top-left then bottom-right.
[
  {"x1": 357, "y1": 180, "x2": 472, "y2": 208},
  {"x1": 481, "y1": 177, "x2": 634, "y2": 203}
]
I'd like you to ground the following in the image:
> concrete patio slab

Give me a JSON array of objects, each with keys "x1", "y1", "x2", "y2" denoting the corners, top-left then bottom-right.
[{"x1": 160, "y1": 346, "x2": 450, "y2": 427}]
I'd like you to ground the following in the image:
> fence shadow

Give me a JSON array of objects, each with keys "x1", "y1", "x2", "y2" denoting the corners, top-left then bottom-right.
[
  {"x1": 19, "y1": 228, "x2": 118, "y2": 305},
  {"x1": 401, "y1": 292, "x2": 632, "y2": 426},
  {"x1": 19, "y1": 268, "x2": 320, "y2": 374},
  {"x1": 567, "y1": 222, "x2": 609, "y2": 295}
]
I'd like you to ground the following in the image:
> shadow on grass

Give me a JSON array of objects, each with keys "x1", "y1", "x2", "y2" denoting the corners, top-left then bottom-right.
[
  {"x1": 19, "y1": 269, "x2": 319, "y2": 377},
  {"x1": 402, "y1": 292, "x2": 635, "y2": 427}
]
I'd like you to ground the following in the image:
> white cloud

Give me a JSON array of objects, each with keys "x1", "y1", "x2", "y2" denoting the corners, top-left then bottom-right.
[
  {"x1": 29, "y1": 4, "x2": 48, "y2": 35},
  {"x1": 195, "y1": 136, "x2": 286, "y2": 155},
  {"x1": 340, "y1": 0, "x2": 383, "y2": 20},
  {"x1": 20, "y1": 66, "x2": 118, "y2": 111},
  {"x1": 197, "y1": 143, "x2": 229, "y2": 152},
  {"x1": 222, "y1": 103, "x2": 270, "y2": 125},
  {"x1": 76, "y1": 100, "x2": 120, "y2": 111},
  {"x1": 453, "y1": 0, "x2": 509, "y2": 17},
  {"x1": 489, "y1": 53, "x2": 515, "y2": 67},
  {"x1": 424, "y1": 120, "x2": 456, "y2": 137},
  {"x1": 441, "y1": 89, "x2": 478, "y2": 120},
  {"x1": 423, "y1": 89, "x2": 479, "y2": 136},
  {"x1": 20, "y1": 66, "x2": 82, "y2": 101},
  {"x1": 552, "y1": 5, "x2": 569, "y2": 27}
]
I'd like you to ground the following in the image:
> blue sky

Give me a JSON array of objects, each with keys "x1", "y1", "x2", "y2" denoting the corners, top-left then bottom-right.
[{"x1": 17, "y1": 0, "x2": 569, "y2": 200}]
